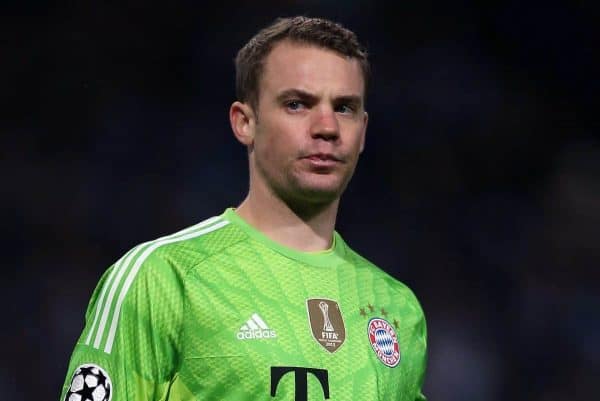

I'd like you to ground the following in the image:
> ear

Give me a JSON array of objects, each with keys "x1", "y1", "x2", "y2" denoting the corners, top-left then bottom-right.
[
  {"x1": 359, "y1": 111, "x2": 368, "y2": 153},
  {"x1": 230, "y1": 101, "x2": 256, "y2": 147}
]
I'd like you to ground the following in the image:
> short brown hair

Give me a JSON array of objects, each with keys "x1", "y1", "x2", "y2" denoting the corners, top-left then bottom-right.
[{"x1": 235, "y1": 16, "x2": 370, "y2": 110}]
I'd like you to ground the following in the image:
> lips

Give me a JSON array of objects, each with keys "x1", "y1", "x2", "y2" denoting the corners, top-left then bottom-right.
[
  {"x1": 303, "y1": 153, "x2": 342, "y2": 162},
  {"x1": 301, "y1": 152, "x2": 343, "y2": 170}
]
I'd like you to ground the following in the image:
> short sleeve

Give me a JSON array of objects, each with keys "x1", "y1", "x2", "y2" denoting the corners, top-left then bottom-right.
[{"x1": 59, "y1": 246, "x2": 185, "y2": 401}]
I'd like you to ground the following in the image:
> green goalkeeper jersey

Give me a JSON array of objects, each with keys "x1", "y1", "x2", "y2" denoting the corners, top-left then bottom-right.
[{"x1": 60, "y1": 208, "x2": 427, "y2": 401}]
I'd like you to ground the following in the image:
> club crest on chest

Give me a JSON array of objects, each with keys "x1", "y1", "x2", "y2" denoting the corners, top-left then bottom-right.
[{"x1": 368, "y1": 318, "x2": 401, "y2": 367}]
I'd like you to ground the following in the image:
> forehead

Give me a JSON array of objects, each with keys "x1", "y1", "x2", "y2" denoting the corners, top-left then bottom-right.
[{"x1": 260, "y1": 40, "x2": 365, "y2": 98}]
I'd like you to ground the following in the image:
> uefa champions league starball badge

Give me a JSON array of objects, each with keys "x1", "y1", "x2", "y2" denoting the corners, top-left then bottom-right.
[
  {"x1": 368, "y1": 318, "x2": 400, "y2": 367},
  {"x1": 64, "y1": 364, "x2": 112, "y2": 401}
]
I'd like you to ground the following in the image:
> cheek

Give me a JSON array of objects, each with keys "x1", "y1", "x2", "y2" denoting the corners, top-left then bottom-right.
[
  {"x1": 345, "y1": 127, "x2": 366, "y2": 156},
  {"x1": 258, "y1": 118, "x2": 301, "y2": 159},
  {"x1": 254, "y1": 130, "x2": 289, "y2": 171}
]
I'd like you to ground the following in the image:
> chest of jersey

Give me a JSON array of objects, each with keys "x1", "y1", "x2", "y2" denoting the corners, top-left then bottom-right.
[{"x1": 172, "y1": 248, "x2": 424, "y2": 401}]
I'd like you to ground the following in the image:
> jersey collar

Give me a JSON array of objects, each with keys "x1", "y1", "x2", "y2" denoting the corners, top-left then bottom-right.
[{"x1": 222, "y1": 208, "x2": 349, "y2": 268}]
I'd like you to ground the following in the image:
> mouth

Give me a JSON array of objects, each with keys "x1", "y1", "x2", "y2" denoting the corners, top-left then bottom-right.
[
  {"x1": 301, "y1": 153, "x2": 344, "y2": 170},
  {"x1": 302, "y1": 153, "x2": 343, "y2": 162}
]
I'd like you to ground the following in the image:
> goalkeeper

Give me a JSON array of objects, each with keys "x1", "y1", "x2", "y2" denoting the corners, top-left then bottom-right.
[{"x1": 60, "y1": 16, "x2": 427, "y2": 401}]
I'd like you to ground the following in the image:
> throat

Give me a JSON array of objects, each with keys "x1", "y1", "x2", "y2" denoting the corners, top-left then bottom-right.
[{"x1": 235, "y1": 193, "x2": 338, "y2": 252}]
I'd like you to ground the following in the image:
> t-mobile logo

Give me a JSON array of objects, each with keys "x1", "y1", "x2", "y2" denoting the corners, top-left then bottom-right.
[{"x1": 271, "y1": 366, "x2": 330, "y2": 401}]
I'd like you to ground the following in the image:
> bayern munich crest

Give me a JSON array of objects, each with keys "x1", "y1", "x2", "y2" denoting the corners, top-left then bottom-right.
[{"x1": 368, "y1": 318, "x2": 400, "y2": 367}]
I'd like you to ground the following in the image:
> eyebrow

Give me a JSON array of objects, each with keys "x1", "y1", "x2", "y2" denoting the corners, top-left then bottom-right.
[
  {"x1": 334, "y1": 95, "x2": 363, "y2": 108},
  {"x1": 275, "y1": 88, "x2": 363, "y2": 107},
  {"x1": 275, "y1": 89, "x2": 318, "y2": 104}
]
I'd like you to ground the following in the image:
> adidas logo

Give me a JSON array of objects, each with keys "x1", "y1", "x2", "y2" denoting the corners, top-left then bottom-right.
[{"x1": 236, "y1": 313, "x2": 277, "y2": 340}]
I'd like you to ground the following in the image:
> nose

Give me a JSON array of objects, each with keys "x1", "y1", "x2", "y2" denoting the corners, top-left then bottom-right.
[{"x1": 310, "y1": 106, "x2": 339, "y2": 141}]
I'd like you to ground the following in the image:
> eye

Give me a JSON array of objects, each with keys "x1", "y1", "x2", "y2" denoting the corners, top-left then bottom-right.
[
  {"x1": 335, "y1": 104, "x2": 356, "y2": 114},
  {"x1": 285, "y1": 100, "x2": 306, "y2": 112}
]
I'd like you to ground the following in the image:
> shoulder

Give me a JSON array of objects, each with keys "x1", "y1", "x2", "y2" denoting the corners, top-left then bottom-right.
[
  {"x1": 130, "y1": 214, "x2": 240, "y2": 276},
  {"x1": 99, "y1": 214, "x2": 239, "y2": 301},
  {"x1": 80, "y1": 214, "x2": 238, "y2": 353}
]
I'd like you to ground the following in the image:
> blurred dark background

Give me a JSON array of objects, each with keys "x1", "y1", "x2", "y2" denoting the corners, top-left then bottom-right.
[{"x1": 2, "y1": 1, "x2": 598, "y2": 400}]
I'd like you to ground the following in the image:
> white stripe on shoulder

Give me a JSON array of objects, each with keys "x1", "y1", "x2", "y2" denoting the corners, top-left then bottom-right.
[
  {"x1": 84, "y1": 247, "x2": 135, "y2": 345},
  {"x1": 171, "y1": 215, "x2": 222, "y2": 237},
  {"x1": 103, "y1": 218, "x2": 230, "y2": 353},
  {"x1": 85, "y1": 215, "x2": 225, "y2": 350},
  {"x1": 92, "y1": 243, "x2": 143, "y2": 348}
]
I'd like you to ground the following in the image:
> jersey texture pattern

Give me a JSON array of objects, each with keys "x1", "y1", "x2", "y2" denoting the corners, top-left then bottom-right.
[{"x1": 60, "y1": 209, "x2": 427, "y2": 401}]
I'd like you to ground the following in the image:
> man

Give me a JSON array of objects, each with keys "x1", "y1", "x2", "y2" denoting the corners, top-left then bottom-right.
[{"x1": 60, "y1": 16, "x2": 427, "y2": 401}]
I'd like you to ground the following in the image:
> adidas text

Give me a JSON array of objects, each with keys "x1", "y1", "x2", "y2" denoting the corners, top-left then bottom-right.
[
  {"x1": 237, "y1": 313, "x2": 277, "y2": 340},
  {"x1": 237, "y1": 329, "x2": 277, "y2": 340}
]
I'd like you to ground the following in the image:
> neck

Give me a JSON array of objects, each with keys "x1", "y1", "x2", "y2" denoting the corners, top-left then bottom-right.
[{"x1": 235, "y1": 182, "x2": 340, "y2": 252}]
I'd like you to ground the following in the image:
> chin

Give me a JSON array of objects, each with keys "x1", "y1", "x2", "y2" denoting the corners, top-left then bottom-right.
[
  {"x1": 293, "y1": 180, "x2": 347, "y2": 204},
  {"x1": 272, "y1": 170, "x2": 352, "y2": 205}
]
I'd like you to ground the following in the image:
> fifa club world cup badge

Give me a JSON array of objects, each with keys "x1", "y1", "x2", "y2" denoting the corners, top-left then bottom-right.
[
  {"x1": 368, "y1": 318, "x2": 401, "y2": 367},
  {"x1": 306, "y1": 298, "x2": 346, "y2": 352}
]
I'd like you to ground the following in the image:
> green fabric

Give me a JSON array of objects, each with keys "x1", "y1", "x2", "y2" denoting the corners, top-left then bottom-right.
[{"x1": 60, "y1": 209, "x2": 427, "y2": 401}]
